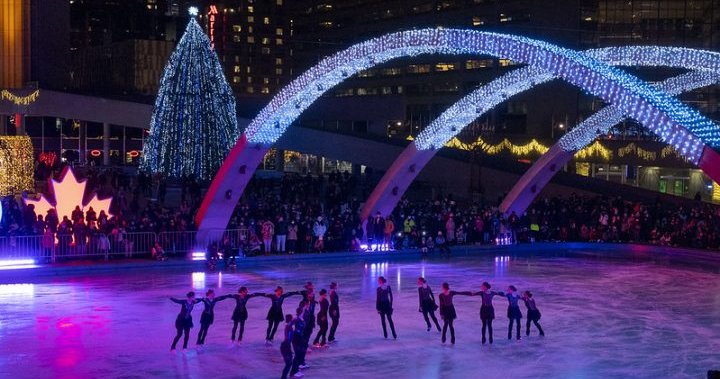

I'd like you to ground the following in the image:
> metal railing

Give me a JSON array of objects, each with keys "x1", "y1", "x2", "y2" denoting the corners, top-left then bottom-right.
[{"x1": 0, "y1": 229, "x2": 250, "y2": 263}]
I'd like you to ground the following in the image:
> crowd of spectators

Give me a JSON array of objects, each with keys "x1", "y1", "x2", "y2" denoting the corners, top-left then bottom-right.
[{"x1": 3, "y1": 166, "x2": 720, "y2": 259}]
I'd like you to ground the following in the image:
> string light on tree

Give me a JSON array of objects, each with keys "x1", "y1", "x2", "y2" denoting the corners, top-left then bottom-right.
[{"x1": 140, "y1": 10, "x2": 239, "y2": 180}]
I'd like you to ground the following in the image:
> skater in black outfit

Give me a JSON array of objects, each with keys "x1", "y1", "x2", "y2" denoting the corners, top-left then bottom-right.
[
  {"x1": 280, "y1": 314, "x2": 295, "y2": 379},
  {"x1": 299, "y1": 295, "x2": 316, "y2": 369},
  {"x1": 504, "y1": 285, "x2": 523, "y2": 340},
  {"x1": 290, "y1": 307, "x2": 306, "y2": 378},
  {"x1": 328, "y1": 282, "x2": 340, "y2": 343},
  {"x1": 300, "y1": 282, "x2": 314, "y2": 303},
  {"x1": 226, "y1": 286, "x2": 262, "y2": 344},
  {"x1": 417, "y1": 277, "x2": 441, "y2": 332},
  {"x1": 376, "y1": 276, "x2": 397, "y2": 339},
  {"x1": 474, "y1": 282, "x2": 502, "y2": 345},
  {"x1": 313, "y1": 289, "x2": 330, "y2": 347},
  {"x1": 438, "y1": 282, "x2": 473, "y2": 344},
  {"x1": 196, "y1": 289, "x2": 232, "y2": 347},
  {"x1": 170, "y1": 291, "x2": 201, "y2": 351},
  {"x1": 261, "y1": 286, "x2": 301, "y2": 343},
  {"x1": 522, "y1": 291, "x2": 545, "y2": 337}
]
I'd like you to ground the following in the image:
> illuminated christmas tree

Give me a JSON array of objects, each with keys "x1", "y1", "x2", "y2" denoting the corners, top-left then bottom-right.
[{"x1": 141, "y1": 8, "x2": 239, "y2": 180}]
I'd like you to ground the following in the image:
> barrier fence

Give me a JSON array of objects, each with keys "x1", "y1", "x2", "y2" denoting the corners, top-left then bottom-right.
[{"x1": 0, "y1": 229, "x2": 250, "y2": 263}]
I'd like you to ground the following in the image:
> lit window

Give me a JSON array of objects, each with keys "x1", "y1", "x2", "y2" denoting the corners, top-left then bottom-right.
[
  {"x1": 263, "y1": 17, "x2": 270, "y2": 24},
  {"x1": 275, "y1": 58, "x2": 283, "y2": 65},
  {"x1": 233, "y1": 76, "x2": 241, "y2": 83},
  {"x1": 248, "y1": 16, "x2": 254, "y2": 22},
  {"x1": 247, "y1": 36, "x2": 255, "y2": 43},
  {"x1": 276, "y1": 38, "x2": 283, "y2": 45},
  {"x1": 234, "y1": 56, "x2": 240, "y2": 63},
  {"x1": 498, "y1": 58, "x2": 515, "y2": 67},
  {"x1": 247, "y1": 77, "x2": 253, "y2": 83},
  {"x1": 275, "y1": 68, "x2": 283, "y2": 75},
  {"x1": 276, "y1": 0, "x2": 283, "y2": 5},
  {"x1": 246, "y1": 67, "x2": 252, "y2": 73},
  {"x1": 262, "y1": 37, "x2": 270, "y2": 44},
  {"x1": 246, "y1": 86, "x2": 255, "y2": 93},
  {"x1": 435, "y1": 63, "x2": 456, "y2": 71},
  {"x1": 276, "y1": 28, "x2": 284, "y2": 36},
  {"x1": 233, "y1": 35, "x2": 241, "y2": 42},
  {"x1": 320, "y1": 21, "x2": 333, "y2": 28},
  {"x1": 261, "y1": 87, "x2": 270, "y2": 94},
  {"x1": 233, "y1": 65, "x2": 241, "y2": 73},
  {"x1": 248, "y1": 6, "x2": 254, "y2": 13},
  {"x1": 248, "y1": 26, "x2": 253, "y2": 33},
  {"x1": 263, "y1": 77, "x2": 270, "y2": 84},
  {"x1": 233, "y1": 25, "x2": 242, "y2": 32},
  {"x1": 472, "y1": 16, "x2": 486, "y2": 26},
  {"x1": 262, "y1": 47, "x2": 271, "y2": 54}
]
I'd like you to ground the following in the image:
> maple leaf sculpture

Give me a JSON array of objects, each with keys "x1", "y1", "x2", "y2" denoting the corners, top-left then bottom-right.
[{"x1": 23, "y1": 167, "x2": 113, "y2": 222}]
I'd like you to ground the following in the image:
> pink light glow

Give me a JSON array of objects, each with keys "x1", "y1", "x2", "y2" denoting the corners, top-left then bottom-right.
[{"x1": 23, "y1": 166, "x2": 113, "y2": 221}]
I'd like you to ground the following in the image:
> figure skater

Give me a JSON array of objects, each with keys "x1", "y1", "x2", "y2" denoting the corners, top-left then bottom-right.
[
  {"x1": 280, "y1": 314, "x2": 295, "y2": 379},
  {"x1": 298, "y1": 296, "x2": 316, "y2": 369},
  {"x1": 196, "y1": 289, "x2": 231, "y2": 347},
  {"x1": 522, "y1": 291, "x2": 544, "y2": 337},
  {"x1": 261, "y1": 286, "x2": 301, "y2": 343},
  {"x1": 376, "y1": 276, "x2": 397, "y2": 339},
  {"x1": 226, "y1": 286, "x2": 262, "y2": 344},
  {"x1": 328, "y1": 282, "x2": 340, "y2": 343},
  {"x1": 438, "y1": 282, "x2": 473, "y2": 344},
  {"x1": 170, "y1": 291, "x2": 201, "y2": 352},
  {"x1": 474, "y1": 282, "x2": 502, "y2": 345},
  {"x1": 503, "y1": 285, "x2": 523, "y2": 340},
  {"x1": 417, "y1": 277, "x2": 441, "y2": 332},
  {"x1": 290, "y1": 307, "x2": 306, "y2": 378},
  {"x1": 313, "y1": 289, "x2": 330, "y2": 347}
]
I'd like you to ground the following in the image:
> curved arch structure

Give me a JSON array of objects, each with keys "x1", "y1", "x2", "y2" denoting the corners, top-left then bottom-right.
[
  {"x1": 361, "y1": 46, "x2": 720, "y2": 222},
  {"x1": 501, "y1": 71, "x2": 720, "y2": 216},
  {"x1": 197, "y1": 29, "x2": 720, "y2": 235}
]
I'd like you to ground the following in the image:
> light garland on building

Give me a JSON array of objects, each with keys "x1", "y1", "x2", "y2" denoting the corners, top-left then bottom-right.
[
  {"x1": 140, "y1": 16, "x2": 239, "y2": 180},
  {"x1": 0, "y1": 89, "x2": 39, "y2": 105},
  {"x1": 574, "y1": 141, "x2": 614, "y2": 161},
  {"x1": 617, "y1": 143, "x2": 657, "y2": 161},
  {"x1": 0, "y1": 136, "x2": 35, "y2": 196}
]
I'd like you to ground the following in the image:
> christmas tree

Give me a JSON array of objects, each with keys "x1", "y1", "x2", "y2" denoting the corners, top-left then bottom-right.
[{"x1": 141, "y1": 9, "x2": 239, "y2": 181}]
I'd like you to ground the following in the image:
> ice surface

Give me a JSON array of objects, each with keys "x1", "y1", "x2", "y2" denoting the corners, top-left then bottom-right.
[{"x1": 0, "y1": 249, "x2": 718, "y2": 379}]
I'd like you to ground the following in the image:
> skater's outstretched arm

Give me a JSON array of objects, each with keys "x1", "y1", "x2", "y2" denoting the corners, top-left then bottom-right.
[
  {"x1": 215, "y1": 295, "x2": 232, "y2": 302},
  {"x1": 454, "y1": 291, "x2": 474, "y2": 296},
  {"x1": 282, "y1": 291, "x2": 301, "y2": 299},
  {"x1": 169, "y1": 297, "x2": 184, "y2": 304}
]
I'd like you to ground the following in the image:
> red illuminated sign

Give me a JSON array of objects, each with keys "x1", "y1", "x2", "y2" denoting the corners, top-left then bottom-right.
[{"x1": 208, "y1": 5, "x2": 218, "y2": 49}]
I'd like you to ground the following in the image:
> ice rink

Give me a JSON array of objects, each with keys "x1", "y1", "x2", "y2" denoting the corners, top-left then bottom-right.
[{"x1": 0, "y1": 247, "x2": 718, "y2": 379}]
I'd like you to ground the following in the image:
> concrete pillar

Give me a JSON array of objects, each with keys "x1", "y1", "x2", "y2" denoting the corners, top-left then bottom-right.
[
  {"x1": 79, "y1": 121, "x2": 86, "y2": 164},
  {"x1": 0, "y1": 115, "x2": 7, "y2": 135},
  {"x1": 275, "y1": 149, "x2": 285, "y2": 172},
  {"x1": 103, "y1": 123, "x2": 110, "y2": 166}
]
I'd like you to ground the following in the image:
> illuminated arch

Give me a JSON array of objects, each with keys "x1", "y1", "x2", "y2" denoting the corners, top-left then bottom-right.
[
  {"x1": 197, "y1": 29, "x2": 720, "y2": 233},
  {"x1": 361, "y1": 47, "x2": 720, "y2": 221},
  {"x1": 501, "y1": 70, "x2": 720, "y2": 215}
]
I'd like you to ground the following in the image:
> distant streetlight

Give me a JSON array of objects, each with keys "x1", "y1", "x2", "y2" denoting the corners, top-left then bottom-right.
[{"x1": 189, "y1": 7, "x2": 199, "y2": 16}]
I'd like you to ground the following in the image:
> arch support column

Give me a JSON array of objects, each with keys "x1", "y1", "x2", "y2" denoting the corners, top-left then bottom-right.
[
  {"x1": 195, "y1": 133, "x2": 270, "y2": 240},
  {"x1": 499, "y1": 144, "x2": 574, "y2": 216},
  {"x1": 360, "y1": 141, "x2": 436, "y2": 222}
]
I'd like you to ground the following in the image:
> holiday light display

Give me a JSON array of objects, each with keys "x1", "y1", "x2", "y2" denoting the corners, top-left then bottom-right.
[
  {"x1": 0, "y1": 136, "x2": 34, "y2": 196},
  {"x1": 23, "y1": 167, "x2": 112, "y2": 221},
  {"x1": 197, "y1": 29, "x2": 720, "y2": 235},
  {"x1": 242, "y1": 30, "x2": 719, "y2": 166},
  {"x1": 417, "y1": 47, "x2": 720, "y2": 160},
  {"x1": 140, "y1": 13, "x2": 239, "y2": 180},
  {"x1": 0, "y1": 89, "x2": 39, "y2": 105},
  {"x1": 559, "y1": 71, "x2": 720, "y2": 151}
]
